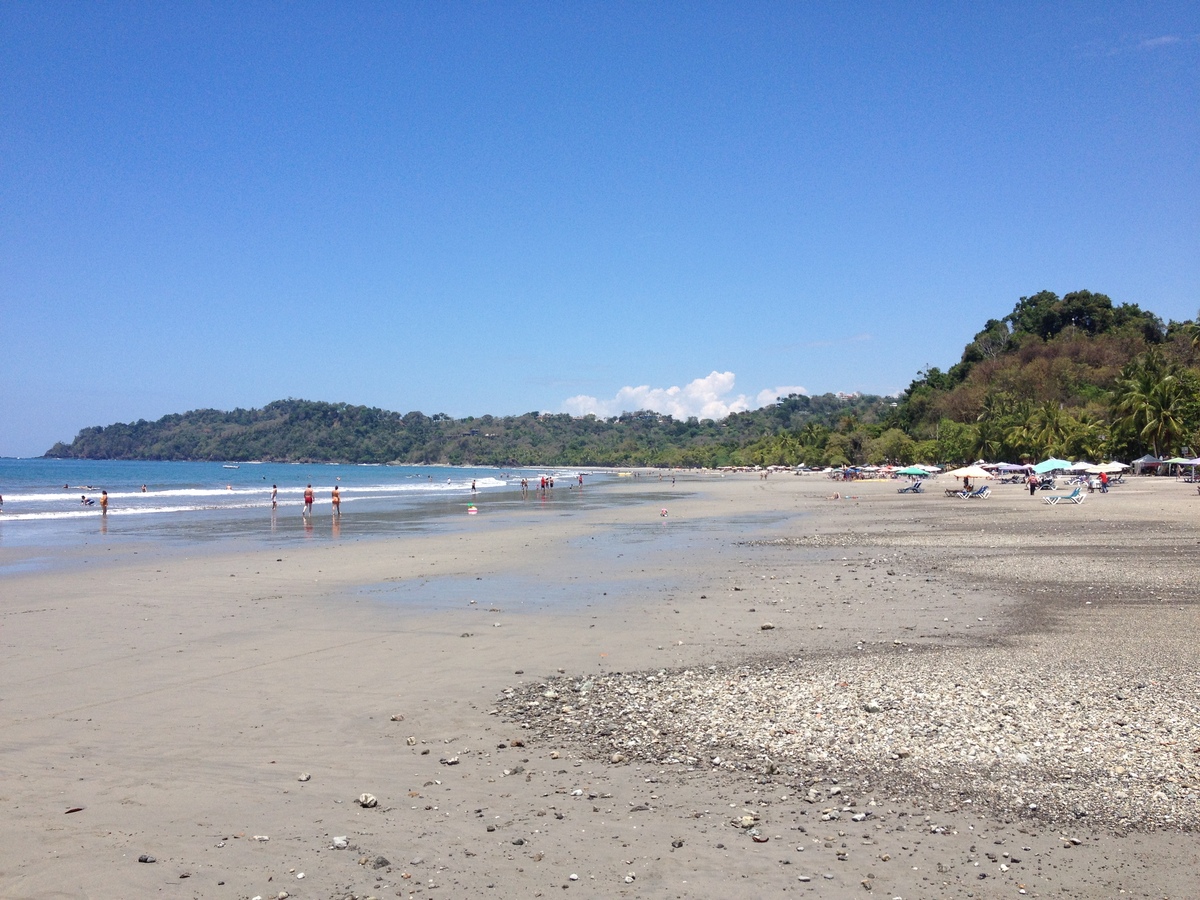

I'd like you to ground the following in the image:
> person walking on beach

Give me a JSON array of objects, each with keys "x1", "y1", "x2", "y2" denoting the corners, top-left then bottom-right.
[
  {"x1": 100, "y1": 490, "x2": 108, "y2": 514},
  {"x1": 303, "y1": 484, "x2": 314, "y2": 518},
  {"x1": 271, "y1": 484, "x2": 278, "y2": 510},
  {"x1": 1099, "y1": 471, "x2": 1109, "y2": 493},
  {"x1": 331, "y1": 485, "x2": 341, "y2": 516},
  {"x1": 1027, "y1": 472, "x2": 1038, "y2": 496}
]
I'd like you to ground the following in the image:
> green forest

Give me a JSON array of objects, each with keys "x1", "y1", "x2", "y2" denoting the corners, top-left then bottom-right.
[{"x1": 45, "y1": 290, "x2": 1200, "y2": 468}]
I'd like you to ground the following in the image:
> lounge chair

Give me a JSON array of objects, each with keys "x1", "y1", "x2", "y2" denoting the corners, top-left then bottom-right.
[
  {"x1": 1044, "y1": 486, "x2": 1085, "y2": 505},
  {"x1": 897, "y1": 481, "x2": 924, "y2": 493},
  {"x1": 964, "y1": 485, "x2": 991, "y2": 499}
]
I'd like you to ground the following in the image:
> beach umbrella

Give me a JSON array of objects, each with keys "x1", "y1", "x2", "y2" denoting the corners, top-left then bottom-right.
[
  {"x1": 1066, "y1": 460, "x2": 1095, "y2": 472},
  {"x1": 894, "y1": 466, "x2": 928, "y2": 476},
  {"x1": 1098, "y1": 461, "x2": 1129, "y2": 473},
  {"x1": 943, "y1": 464, "x2": 993, "y2": 480},
  {"x1": 1033, "y1": 458, "x2": 1072, "y2": 474}
]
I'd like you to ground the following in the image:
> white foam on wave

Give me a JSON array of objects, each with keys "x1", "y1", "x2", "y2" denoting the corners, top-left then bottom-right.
[
  {"x1": 0, "y1": 502, "x2": 268, "y2": 522},
  {"x1": 0, "y1": 475, "x2": 516, "y2": 522}
]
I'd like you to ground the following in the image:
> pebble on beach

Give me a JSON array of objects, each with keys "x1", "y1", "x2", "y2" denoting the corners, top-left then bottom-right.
[{"x1": 357, "y1": 793, "x2": 378, "y2": 808}]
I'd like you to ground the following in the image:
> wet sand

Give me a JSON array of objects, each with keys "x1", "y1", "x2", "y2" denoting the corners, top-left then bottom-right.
[{"x1": 1, "y1": 473, "x2": 1198, "y2": 898}]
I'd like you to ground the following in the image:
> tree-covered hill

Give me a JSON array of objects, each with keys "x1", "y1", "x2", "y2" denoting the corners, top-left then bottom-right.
[
  {"x1": 44, "y1": 393, "x2": 891, "y2": 468},
  {"x1": 890, "y1": 290, "x2": 1200, "y2": 463},
  {"x1": 44, "y1": 290, "x2": 1200, "y2": 468}
]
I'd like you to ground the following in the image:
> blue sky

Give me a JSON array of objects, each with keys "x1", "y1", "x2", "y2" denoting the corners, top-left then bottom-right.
[{"x1": 2, "y1": 2, "x2": 1197, "y2": 457}]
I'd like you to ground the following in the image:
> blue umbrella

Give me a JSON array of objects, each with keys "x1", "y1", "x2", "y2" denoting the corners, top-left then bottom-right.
[{"x1": 1033, "y1": 458, "x2": 1072, "y2": 474}]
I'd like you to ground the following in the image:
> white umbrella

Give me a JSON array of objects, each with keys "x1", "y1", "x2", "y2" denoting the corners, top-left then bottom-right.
[{"x1": 943, "y1": 464, "x2": 994, "y2": 480}]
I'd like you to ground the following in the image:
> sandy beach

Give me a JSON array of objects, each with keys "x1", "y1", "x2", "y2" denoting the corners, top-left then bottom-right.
[{"x1": 2, "y1": 473, "x2": 1198, "y2": 899}]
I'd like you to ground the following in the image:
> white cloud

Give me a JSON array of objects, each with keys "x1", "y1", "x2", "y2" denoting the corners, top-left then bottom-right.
[
  {"x1": 756, "y1": 385, "x2": 808, "y2": 407},
  {"x1": 1139, "y1": 35, "x2": 1181, "y2": 49},
  {"x1": 563, "y1": 371, "x2": 806, "y2": 420}
]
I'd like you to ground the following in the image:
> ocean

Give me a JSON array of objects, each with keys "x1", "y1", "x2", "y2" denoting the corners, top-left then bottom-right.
[{"x1": 0, "y1": 458, "x2": 600, "y2": 552}]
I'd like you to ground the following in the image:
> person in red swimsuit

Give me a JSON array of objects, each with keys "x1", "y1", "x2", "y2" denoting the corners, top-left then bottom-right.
[{"x1": 303, "y1": 484, "x2": 314, "y2": 517}]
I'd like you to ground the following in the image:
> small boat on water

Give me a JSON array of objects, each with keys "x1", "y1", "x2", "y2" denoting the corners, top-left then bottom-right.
[{"x1": 222, "y1": 464, "x2": 240, "y2": 469}]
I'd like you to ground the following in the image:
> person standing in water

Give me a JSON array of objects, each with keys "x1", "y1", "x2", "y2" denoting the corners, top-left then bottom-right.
[
  {"x1": 331, "y1": 485, "x2": 341, "y2": 516},
  {"x1": 303, "y1": 484, "x2": 314, "y2": 517},
  {"x1": 271, "y1": 484, "x2": 278, "y2": 510},
  {"x1": 100, "y1": 490, "x2": 108, "y2": 514}
]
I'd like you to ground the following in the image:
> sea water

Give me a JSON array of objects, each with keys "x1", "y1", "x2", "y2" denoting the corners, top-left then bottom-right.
[{"x1": 0, "y1": 458, "x2": 598, "y2": 551}]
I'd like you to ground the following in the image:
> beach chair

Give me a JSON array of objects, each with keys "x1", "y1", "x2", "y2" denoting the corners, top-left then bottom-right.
[
  {"x1": 965, "y1": 485, "x2": 990, "y2": 499},
  {"x1": 1043, "y1": 486, "x2": 1084, "y2": 506},
  {"x1": 897, "y1": 481, "x2": 923, "y2": 494}
]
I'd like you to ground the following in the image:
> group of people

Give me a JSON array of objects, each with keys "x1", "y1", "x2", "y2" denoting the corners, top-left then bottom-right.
[
  {"x1": 79, "y1": 490, "x2": 108, "y2": 511},
  {"x1": 291, "y1": 483, "x2": 341, "y2": 518},
  {"x1": 1025, "y1": 470, "x2": 1109, "y2": 495}
]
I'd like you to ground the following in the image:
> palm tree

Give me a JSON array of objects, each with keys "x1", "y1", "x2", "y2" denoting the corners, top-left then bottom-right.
[
  {"x1": 1028, "y1": 401, "x2": 1073, "y2": 458},
  {"x1": 1141, "y1": 379, "x2": 1188, "y2": 458},
  {"x1": 1113, "y1": 353, "x2": 1186, "y2": 457},
  {"x1": 1002, "y1": 399, "x2": 1037, "y2": 461},
  {"x1": 799, "y1": 421, "x2": 829, "y2": 451},
  {"x1": 1064, "y1": 410, "x2": 1107, "y2": 462}
]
